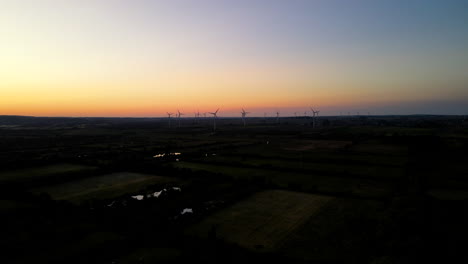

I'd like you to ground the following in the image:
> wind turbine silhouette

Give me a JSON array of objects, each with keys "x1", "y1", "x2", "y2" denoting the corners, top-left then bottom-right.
[
  {"x1": 241, "y1": 108, "x2": 250, "y2": 126},
  {"x1": 310, "y1": 107, "x2": 320, "y2": 128},
  {"x1": 194, "y1": 110, "x2": 201, "y2": 124},
  {"x1": 276, "y1": 111, "x2": 280, "y2": 124},
  {"x1": 177, "y1": 110, "x2": 184, "y2": 128},
  {"x1": 167, "y1": 112, "x2": 173, "y2": 128},
  {"x1": 208, "y1": 108, "x2": 219, "y2": 131}
]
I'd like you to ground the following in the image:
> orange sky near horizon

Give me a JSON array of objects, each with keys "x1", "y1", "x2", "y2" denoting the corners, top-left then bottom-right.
[{"x1": 1, "y1": 1, "x2": 467, "y2": 116}]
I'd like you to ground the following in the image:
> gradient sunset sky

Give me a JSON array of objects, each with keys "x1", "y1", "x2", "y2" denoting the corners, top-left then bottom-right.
[{"x1": 1, "y1": 0, "x2": 467, "y2": 117}]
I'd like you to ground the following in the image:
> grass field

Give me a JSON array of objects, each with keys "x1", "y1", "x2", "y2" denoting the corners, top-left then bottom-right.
[
  {"x1": 0, "y1": 163, "x2": 97, "y2": 183},
  {"x1": 174, "y1": 161, "x2": 392, "y2": 197},
  {"x1": 224, "y1": 140, "x2": 408, "y2": 167},
  {"x1": 188, "y1": 190, "x2": 333, "y2": 251},
  {"x1": 32, "y1": 172, "x2": 176, "y2": 203},
  {"x1": 277, "y1": 198, "x2": 384, "y2": 262},
  {"x1": 193, "y1": 154, "x2": 404, "y2": 180},
  {"x1": 427, "y1": 189, "x2": 468, "y2": 201}
]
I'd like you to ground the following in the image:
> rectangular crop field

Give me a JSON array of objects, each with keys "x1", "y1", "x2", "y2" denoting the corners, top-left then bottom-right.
[
  {"x1": 0, "y1": 163, "x2": 96, "y2": 183},
  {"x1": 32, "y1": 172, "x2": 175, "y2": 203},
  {"x1": 174, "y1": 161, "x2": 392, "y2": 197},
  {"x1": 188, "y1": 190, "x2": 333, "y2": 251}
]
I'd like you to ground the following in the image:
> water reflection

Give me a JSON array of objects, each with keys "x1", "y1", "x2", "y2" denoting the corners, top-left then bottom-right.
[
  {"x1": 153, "y1": 152, "x2": 182, "y2": 158},
  {"x1": 181, "y1": 208, "x2": 193, "y2": 215},
  {"x1": 131, "y1": 187, "x2": 182, "y2": 200},
  {"x1": 131, "y1": 195, "x2": 144, "y2": 201}
]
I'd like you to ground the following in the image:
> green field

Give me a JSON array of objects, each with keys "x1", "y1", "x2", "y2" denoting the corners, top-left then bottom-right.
[
  {"x1": 32, "y1": 172, "x2": 176, "y2": 203},
  {"x1": 188, "y1": 190, "x2": 333, "y2": 251},
  {"x1": 426, "y1": 189, "x2": 468, "y2": 201},
  {"x1": 0, "y1": 163, "x2": 97, "y2": 183},
  {"x1": 174, "y1": 161, "x2": 392, "y2": 197},
  {"x1": 192, "y1": 154, "x2": 404, "y2": 180},
  {"x1": 277, "y1": 198, "x2": 384, "y2": 262}
]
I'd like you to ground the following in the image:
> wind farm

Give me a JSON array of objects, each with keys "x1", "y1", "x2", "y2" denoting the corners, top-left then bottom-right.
[{"x1": 156, "y1": 107, "x2": 332, "y2": 130}]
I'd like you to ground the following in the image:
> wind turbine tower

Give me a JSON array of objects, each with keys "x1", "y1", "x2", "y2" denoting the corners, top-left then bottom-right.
[
  {"x1": 241, "y1": 108, "x2": 250, "y2": 126},
  {"x1": 167, "y1": 112, "x2": 173, "y2": 128},
  {"x1": 177, "y1": 110, "x2": 184, "y2": 128},
  {"x1": 208, "y1": 108, "x2": 219, "y2": 131},
  {"x1": 194, "y1": 111, "x2": 201, "y2": 124},
  {"x1": 310, "y1": 108, "x2": 320, "y2": 128},
  {"x1": 276, "y1": 111, "x2": 280, "y2": 124}
]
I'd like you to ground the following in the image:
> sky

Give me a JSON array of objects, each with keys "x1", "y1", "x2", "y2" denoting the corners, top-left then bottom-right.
[{"x1": 1, "y1": 0, "x2": 467, "y2": 117}]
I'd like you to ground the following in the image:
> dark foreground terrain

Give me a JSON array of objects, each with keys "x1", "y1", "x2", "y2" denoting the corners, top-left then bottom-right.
[{"x1": 1, "y1": 115, "x2": 467, "y2": 263}]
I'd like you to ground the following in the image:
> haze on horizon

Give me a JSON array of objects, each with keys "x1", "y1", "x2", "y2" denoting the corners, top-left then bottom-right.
[{"x1": 1, "y1": 0, "x2": 467, "y2": 117}]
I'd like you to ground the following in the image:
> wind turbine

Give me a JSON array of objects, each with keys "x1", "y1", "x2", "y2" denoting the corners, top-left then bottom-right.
[
  {"x1": 310, "y1": 107, "x2": 320, "y2": 128},
  {"x1": 177, "y1": 110, "x2": 184, "y2": 128},
  {"x1": 276, "y1": 111, "x2": 280, "y2": 124},
  {"x1": 194, "y1": 110, "x2": 201, "y2": 124},
  {"x1": 167, "y1": 112, "x2": 173, "y2": 128},
  {"x1": 294, "y1": 112, "x2": 297, "y2": 118},
  {"x1": 208, "y1": 108, "x2": 219, "y2": 131},
  {"x1": 241, "y1": 108, "x2": 250, "y2": 126}
]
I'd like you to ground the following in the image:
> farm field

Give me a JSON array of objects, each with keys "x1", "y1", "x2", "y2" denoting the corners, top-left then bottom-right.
[
  {"x1": 32, "y1": 172, "x2": 176, "y2": 203},
  {"x1": 188, "y1": 153, "x2": 405, "y2": 180},
  {"x1": 173, "y1": 161, "x2": 393, "y2": 198},
  {"x1": 188, "y1": 190, "x2": 333, "y2": 251},
  {"x1": 0, "y1": 163, "x2": 97, "y2": 184},
  {"x1": 277, "y1": 198, "x2": 385, "y2": 262}
]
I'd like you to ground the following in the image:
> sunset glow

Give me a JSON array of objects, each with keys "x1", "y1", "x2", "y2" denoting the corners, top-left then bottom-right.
[{"x1": 1, "y1": 0, "x2": 467, "y2": 116}]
